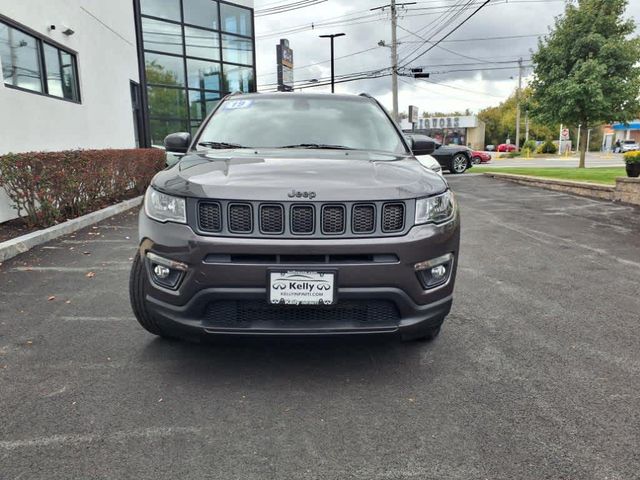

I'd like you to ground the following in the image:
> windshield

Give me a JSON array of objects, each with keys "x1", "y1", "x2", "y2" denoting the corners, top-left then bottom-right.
[{"x1": 197, "y1": 96, "x2": 408, "y2": 154}]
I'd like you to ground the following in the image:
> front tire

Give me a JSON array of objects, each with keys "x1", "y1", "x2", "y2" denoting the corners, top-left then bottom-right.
[
  {"x1": 129, "y1": 252, "x2": 166, "y2": 337},
  {"x1": 471, "y1": 156, "x2": 481, "y2": 165},
  {"x1": 450, "y1": 154, "x2": 469, "y2": 174}
]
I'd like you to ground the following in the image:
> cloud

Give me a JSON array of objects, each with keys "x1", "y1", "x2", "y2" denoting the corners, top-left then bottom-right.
[{"x1": 254, "y1": 0, "x2": 640, "y2": 114}]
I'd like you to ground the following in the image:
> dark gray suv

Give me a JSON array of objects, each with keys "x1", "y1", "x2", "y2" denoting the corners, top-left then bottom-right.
[{"x1": 130, "y1": 93, "x2": 460, "y2": 342}]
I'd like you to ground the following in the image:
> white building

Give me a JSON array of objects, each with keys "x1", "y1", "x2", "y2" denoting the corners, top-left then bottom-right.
[
  {"x1": 0, "y1": 0, "x2": 255, "y2": 223},
  {"x1": 401, "y1": 115, "x2": 486, "y2": 150}
]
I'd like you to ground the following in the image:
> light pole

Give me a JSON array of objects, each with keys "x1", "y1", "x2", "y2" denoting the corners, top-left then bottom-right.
[{"x1": 319, "y1": 33, "x2": 346, "y2": 93}]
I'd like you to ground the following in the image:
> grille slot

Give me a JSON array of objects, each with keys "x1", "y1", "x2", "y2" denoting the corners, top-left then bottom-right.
[
  {"x1": 322, "y1": 205, "x2": 346, "y2": 234},
  {"x1": 352, "y1": 204, "x2": 376, "y2": 233},
  {"x1": 291, "y1": 205, "x2": 315, "y2": 234},
  {"x1": 228, "y1": 203, "x2": 253, "y2": 233},
  {"x1": 260, "y1": 204, "x2": 284, "y2": 234},
  {"x1": 382, "y1": 203, "x2": 405, "y2": 232},
  {"x1": 205, "y1": 300, "x2": 400, "y2": 328},
  {"x1": 198, "y1": 202, "x2": 222, "y2": 232}
]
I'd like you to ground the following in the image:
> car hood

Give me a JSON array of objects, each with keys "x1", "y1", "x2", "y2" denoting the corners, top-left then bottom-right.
[{"x1": 153, "y1": 149, "x2": 448, "y2": 201}]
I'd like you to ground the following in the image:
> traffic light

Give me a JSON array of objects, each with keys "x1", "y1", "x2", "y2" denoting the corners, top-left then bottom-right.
[{"x1": 410, "y1": 68, "x2": 430, "y2": 79}]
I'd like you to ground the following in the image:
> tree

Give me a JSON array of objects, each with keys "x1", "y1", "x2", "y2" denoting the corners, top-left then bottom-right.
[
  {"x1": 530, "y1": 0, "x2": 640, "y2": 168},
  {"x1": 478, "y1": 87, "x2": 555, "y2": 146}
]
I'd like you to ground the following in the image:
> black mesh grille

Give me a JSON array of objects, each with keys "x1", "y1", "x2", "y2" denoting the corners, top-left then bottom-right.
[
  {"x1": 291, "y1": 205, "x2": 314, "y2": 234},
  {"x1": 228, "y1": 204, "x2": 252, "y2": 233},
  {"x1": 198, "y1": 202, "x2": 222, "y2": 232},
  {"x1": 260, "y1": 205, "x2": 284, "y2": 234},
  {"x1": 205, "y1": 300, "x2": 400, "y2": 328},
  {"x1": 382, "y1": 203, "x2": 405, "y2": 232},
  {"x1": 352, "y1": 204, "x2": 375, "y2": 233},
  {"x1": 322, "y1": 205, "x2": 345, "y2": 234},
  {"x1": 196, "y1": 201, "x2": 407, "y2": 237}
]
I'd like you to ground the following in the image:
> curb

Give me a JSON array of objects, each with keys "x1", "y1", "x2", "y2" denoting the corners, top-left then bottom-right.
[
  {"x1": 0, "y1": 196, "x2": 142, "y2": 263},
  {"x1": 483, "y1": 172, "x2": 640, "y2": 207},
  {"x1": 482, "y1": 172, "x2": 615, "y2": 201}
]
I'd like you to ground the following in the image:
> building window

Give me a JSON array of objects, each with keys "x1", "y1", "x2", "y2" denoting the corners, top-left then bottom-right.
[
  {"x1": 220, "y1": 3, "x2": 252, "y2": 36},
  {"x1": 141, "y1": 0, "x2": 182, "y2": 22},
  {"x1": 221, "y1": 34, "x2": 252, "y2": 65},
  {"x1": 0, "y1": 20, "x2": 80, "y2": 102},
  {"x1": 138, "y1": 0, "x2": 255, "y2": 145},
  {"x1": 185, "y1": 26, "x2": 219, "y2": 60},
  {"x1": 142, "y1": 17, "x2": 183, "y2": 55},
  {"x1": 223, "y1": 64, "x2": 254, "y2": 92},
  {"x1": 183, "y1": 0, "x2": 219, "y2": 30}
]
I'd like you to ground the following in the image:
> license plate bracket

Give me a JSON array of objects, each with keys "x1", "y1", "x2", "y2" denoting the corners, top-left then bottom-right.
[{"x1": 268, "y1": 270, "x2": 336, "y2": 306}]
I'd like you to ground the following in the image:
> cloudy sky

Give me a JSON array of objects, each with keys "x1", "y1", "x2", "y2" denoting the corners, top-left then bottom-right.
[{"x1": 252, "y1": 0, "x2": 640, "y2": 115}]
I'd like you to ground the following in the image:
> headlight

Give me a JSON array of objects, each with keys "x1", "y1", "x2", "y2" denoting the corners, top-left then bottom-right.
[
  {"x1": 415, "y1": 191, "x2": 456, "y2": 225},
  {"x1": 144, "y1": 187, "x2": 186, "y2": 224}
]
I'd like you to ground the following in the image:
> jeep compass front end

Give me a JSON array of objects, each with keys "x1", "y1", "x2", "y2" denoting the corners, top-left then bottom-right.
[{"x1": 130, "y1": 93, "x2": 460, "y2": 341}]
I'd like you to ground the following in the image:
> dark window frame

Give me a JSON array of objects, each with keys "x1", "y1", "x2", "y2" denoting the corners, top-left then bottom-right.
[
  {"x1": 135, "y1": 0, "x2": 256, "y2": 147},
  {"x1": 0, "y1": 14, "x2": 81, "y2": 104}
]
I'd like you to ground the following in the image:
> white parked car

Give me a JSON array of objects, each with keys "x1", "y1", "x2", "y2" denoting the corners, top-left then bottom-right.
[
  {"x1": 415, "y1": 154, "x2": 444, "y2": 177},
  {"x1": 621, "y1": 140, "x2": 639, "y2": 153}
]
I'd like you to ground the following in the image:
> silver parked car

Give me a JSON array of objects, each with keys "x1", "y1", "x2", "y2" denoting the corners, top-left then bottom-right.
[{"x1": 621, "y1": 140, "x2": 639, "y2": 152}]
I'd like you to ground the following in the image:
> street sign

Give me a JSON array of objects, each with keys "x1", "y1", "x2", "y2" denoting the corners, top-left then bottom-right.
[
  {"x1": 277, "y1": 39, "x2": 294, "y2": 92},
  {"x1": 408, "y1": 105, "x2": 419, "y2": 124}
]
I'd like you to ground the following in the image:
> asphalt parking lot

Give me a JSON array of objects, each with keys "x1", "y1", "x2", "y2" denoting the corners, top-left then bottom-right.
[{"x1": 1, "y1": 175, "x2": 639, "y2": 479}]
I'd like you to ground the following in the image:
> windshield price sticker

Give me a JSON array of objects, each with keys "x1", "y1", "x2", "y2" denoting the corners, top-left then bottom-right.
[{"x1": 224, "y1": 99, "x2": 253, "y2": 110}]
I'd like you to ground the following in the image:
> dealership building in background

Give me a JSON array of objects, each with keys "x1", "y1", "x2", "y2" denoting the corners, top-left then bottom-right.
[
  {"x1": 401, "y1": 115, "x2": 486, "y2": 150},
  {"x1": 0, "y1": 0, "x2": 255, "y2": 222}
]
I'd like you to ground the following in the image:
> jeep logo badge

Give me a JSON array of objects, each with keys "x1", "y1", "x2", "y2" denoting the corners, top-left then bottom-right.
[{"x1": 288, "y1": 189, "x2": 316, "y2": 200}]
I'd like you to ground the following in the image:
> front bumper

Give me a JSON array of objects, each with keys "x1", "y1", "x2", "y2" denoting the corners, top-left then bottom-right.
[{"x1": 137, "y1": 209, "x2": 460, "y2": 339}]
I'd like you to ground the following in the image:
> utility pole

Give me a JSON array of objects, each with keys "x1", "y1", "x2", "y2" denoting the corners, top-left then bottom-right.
[
  {"x1": 319, "y1": 33, "x2": 346, "y2": 93},
  {"x1": 524, "y1": 109, "x2": 529, "y2": 143},
  {"x1": 372, "y1": 1, "x2": 416, "y2": 122},
  {"x1": 558, "y1": 123, "x2": 563, "y2": 156},
  {"x1": 390, "y1": 0, "x2": 399, "y2": 122},
  {"x1": 515, "y1": 57, "x2": 523, "y2": 151}
]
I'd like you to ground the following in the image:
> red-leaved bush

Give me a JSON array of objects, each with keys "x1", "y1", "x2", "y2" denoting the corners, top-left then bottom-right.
[{"x1": 0, "y1": 149, "x2": 165, "y2": 228}]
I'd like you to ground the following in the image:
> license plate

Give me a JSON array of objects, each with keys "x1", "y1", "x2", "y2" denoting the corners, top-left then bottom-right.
[{"x1": 269, "y1": 271, "x2": 336, "y2": 305}]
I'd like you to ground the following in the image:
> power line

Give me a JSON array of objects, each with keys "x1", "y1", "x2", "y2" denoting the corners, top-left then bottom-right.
[
  {"x1": 409, "y1": 77, "x2": 504, "y2": 98},
  {"x1": 401, "y1": 33, "x2": 546, "y2": 43},
  {"x1": 399, "y1": 0, "x2": 493, "y2": 68},
  {"x1": 255, "y1": 0, "x2": 328, "y2": 17}
]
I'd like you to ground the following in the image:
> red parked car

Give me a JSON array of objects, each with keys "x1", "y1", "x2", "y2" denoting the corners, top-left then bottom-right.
[
  {"x1": 497, "y1": 143, "x2": 517, "y2": 152},
  {"x1": 471, "y1": 151, "x2": 492, "y2": 165}
]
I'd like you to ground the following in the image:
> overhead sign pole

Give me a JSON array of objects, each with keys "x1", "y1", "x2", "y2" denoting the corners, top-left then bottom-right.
[{"x1": 276, "y1": 39, "x2": 294, "y2": 92}]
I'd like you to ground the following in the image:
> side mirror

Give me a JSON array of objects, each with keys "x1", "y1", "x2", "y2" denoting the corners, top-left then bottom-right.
[
  {"x1": 164, "y1": 132, "x2": 191, "y2": 154},
  {"x1": 412, "y1": 137, "x2": 436, "y2": 156}
]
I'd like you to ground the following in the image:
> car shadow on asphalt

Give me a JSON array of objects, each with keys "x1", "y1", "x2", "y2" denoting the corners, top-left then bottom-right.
[{"x1": 136, "y1": 335, "x2": 436, "y2": 386}]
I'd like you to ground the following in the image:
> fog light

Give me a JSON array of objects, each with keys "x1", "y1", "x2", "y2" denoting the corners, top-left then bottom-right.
[
  {"x1": 146, "y1": 252, "x2": 187, "y2": 290},
  {"x1": 153, "y1": 265, "x2": 171, "y2": 279},
  {"x1": 431, "y1": 264, "x2": 447, "y2": 280},
  {"x1": 414, "y1": 253, "x2": 454, "y2": 289}
]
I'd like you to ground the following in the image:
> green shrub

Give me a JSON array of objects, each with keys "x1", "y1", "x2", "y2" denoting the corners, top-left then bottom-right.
[
  {"x1": 623, "y1": 151, "x2": 640, "y2": 164},
  {"x1": 0, "y1": 149, "x2": 165, "y2": 228},
  {"x1": 522, "y1": 140, "x2": 537, "y2": 152},
  {"x1": 521, "y1": 148, "x2": 534, "y2": 157},
  {"x1": 537, "y1": 140, "x2": 558, "y2": 154},
  {"x1": 507, "y1": 151, "x2": 522, "y2": 158}
]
